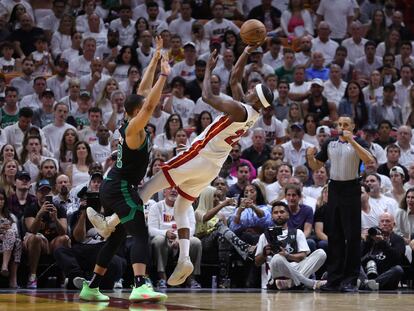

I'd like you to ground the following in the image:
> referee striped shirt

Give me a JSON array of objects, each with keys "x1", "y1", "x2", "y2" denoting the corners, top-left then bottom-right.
[{"x1": 315, "y1": 137, "x2": 370, "y2": 181}]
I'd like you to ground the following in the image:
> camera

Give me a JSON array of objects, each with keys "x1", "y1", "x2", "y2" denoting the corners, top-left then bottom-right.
[
  {"x1": 86, "y1": 192, "x2": 101, "y2": 212},
  {"x1": 368, "y1": 226, "x2": 382, "y2": 237},
  {"x1": 366, "y1": 260, "x2": 378, "y2": 279},
  {"x1": 265, "y1": 226, "x2": 284, "y2": 254}
]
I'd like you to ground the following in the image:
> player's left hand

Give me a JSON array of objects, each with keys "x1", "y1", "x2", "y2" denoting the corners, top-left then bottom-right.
[
  {"x1": 245, "y1": 41, "x2": 264, "y2": 54},
  {"x1": 154, "y1": 36, "x2": 163, "y2": 60},
  {"x1": 160, "y1": 53, "x2": 171, "y2": 76},
  {"x1": 207, "y1": 49, "x2": 218, "y2": 71}
]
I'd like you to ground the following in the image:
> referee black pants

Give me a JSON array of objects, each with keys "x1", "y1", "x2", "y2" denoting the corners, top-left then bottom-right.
[{"x1": 326, "y1": 179, "x2": 361, "y2": 287}]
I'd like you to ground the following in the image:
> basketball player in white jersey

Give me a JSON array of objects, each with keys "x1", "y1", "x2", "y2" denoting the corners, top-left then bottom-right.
[{"x1": 87, "y1": 45, "x2": 274, "y2": 286}]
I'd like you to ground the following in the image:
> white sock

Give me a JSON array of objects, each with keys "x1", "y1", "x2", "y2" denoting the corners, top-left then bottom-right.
[
  {"x1": 178, "y1": 239, "x2": 190, "y2": 261},
  {"x1": 107, "y1": 214, "x2": 120, "y2": 227}
]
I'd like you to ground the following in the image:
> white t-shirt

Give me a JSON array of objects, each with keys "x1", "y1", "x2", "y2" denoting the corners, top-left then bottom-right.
[
  {"x1": 168, "y1": 17, "x2": 195, "y2": 43},
  {"x1": 51, "y1": 32, "x2": 72, "y2": 58},
  {"x1": 169, "y1": 60, "x2": 195, "y2": 82},
  {"x1": 42, "y1": 123, "x2": 77, "y2": 155},
  {"x1": 253, "y1": 116, "x2": 284, "y2": 143},
  {"x1": 0, "y1": 57, "x2": 15, "y2": 73},
  {"x1": 109, "y1": 18, "x2": 135, "y2": 46},
  {"x1": 311, "y1": 37, "x2": 339, "y2": 65},
  {"x1": 149, "y1": 111, "x2": 170, "y2": 136},
  {"x1": 368, "y1": 195, "x2": 399, "y2": 219},
  {"x1": 47, "y1": 75, "x2": 70, "y2": 101},
  {"x1": 164, "y1": 96, "x2": 195, "y2": 127},
  {"x1": 69, "y1": 56, "x2": 92, "y2": 77},
  {"x1": 316, "y1": 0, "x2": 355, "y2": 39},
  {"x1": 203, "y1": 18, "x2": 240, "y2": 41},
  {"x1": 90, "y1": 141, "x2": 111, "y2": 163}
]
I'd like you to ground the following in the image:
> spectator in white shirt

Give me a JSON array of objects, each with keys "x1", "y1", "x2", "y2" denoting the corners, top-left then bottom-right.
[
  {"x1": 203, "y1": 2, "x2": 239, "y2": 42},
  {"x1": 282, "y1": 123, "x2": 314, "y2": 167},
  {"x1": 47, "y1": 58, "x2": 70, "y2": 101},
  {"x1": 37, "y1": 0, "x2": 66, "y2": 36},
  {"x1": 341, "y1": 21, "x2": 368, "y2": 65},
  {"x1": 149, "y1": 101, "x2": 170, "y2": 136},
  {"x1": 68, "y1": 37, "x2": 96, "y2": 77},
  {"x1": 295, "y1": 35, "x2": 313, "y2": 68},
  {"x1": 360, "y1": 125, "x2": 387, "y2": 165},
  {"x1": 60, "y1": 31, "x2": 82, "y2": 63},
  {"x1": 365, "y1": 173, "x2": 399, "y2": 219},
  {"x1": 323, "y1": 64, "x2": 347, "y2": 108},
  {"x1": 244, "y1": 47, "x2": 274, "y2": 83},
  {"x1": 109, "y1": 4, "x2": 135, "y2": 46},
  {"x1": 90, "y1": 124, "x2": 111, "y2": 164},
  {"x1": 212, "y1": 49, "x2": 234, "y2": 93},
  {"x1": 169, "y1": 41, "x2": 197, "y2": 82},
  {"x1": 168, "y1": 1, "x2": 195, "y2": 44},
  {"x1": 105, "y1": 90, "x2": 126, "y2": 132},
  {"x1": 148, "y1": 187, "x2": 202, "y2": 288},
  {"x1": 395, "y1": 125, "x2": 414, "y2": 168},
  {"x1": 263, "y1": 37, "x2": 284, "y2": 69},
  {"x1": 83, "y1": 13, "x2": 107, "y2": 50},
  {"x1": 394, "y1": 65, "x2": 413, "y2": 108},
  {"x1": 10, "y1": 58, "x2": 34, "y2": 98},
  {"x1": 20, "y1": 76, "x2": 47, "y2": 111},
  {"x1": 146, "y1": 1, "x2": 168, "y2": 35},
  {"x1": 132, "y1": 0, "x2": 167, "y2": 22},
  {"x1": 316, "y1": 0, "x2": 354, "y2": 41},
  {"x1": 311, "y1": 22, "x2": 338, "y2": 66},
  {"x1": 163, "y1": 76, "x2": 195, "y2": 127},
  {"x1": 76, "y1": 0, "x2": 105, "y2": 33},
  {"x1": 355, "y1": 41, "x2": 383, "y2": 83},
  {"x1": 78, "y1": 107, "x2": 103, "y2": 145},
  {"x1": 395, "y1": 41, "x2": 414, "y2": 70},
  {"x1": 80, "y1": 57, "x2": 110, "y2": 100},
  {"x1": 42, "y1": 102, "x2": 76, "y2": 155},
  {"x1": 50, "y1": 14, "x2": 74, "y2": 58}
]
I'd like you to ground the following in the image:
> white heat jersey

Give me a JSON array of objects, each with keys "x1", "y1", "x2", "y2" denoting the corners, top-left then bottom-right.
[{"x1": 190, "y1": 103, "x2": 259, "y2": 166}]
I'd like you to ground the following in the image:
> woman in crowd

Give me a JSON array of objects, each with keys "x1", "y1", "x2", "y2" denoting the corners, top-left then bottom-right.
[
  {"x1": 303, "y1": 113, "x2": 318, "y2": 146},
  {"x1": 362, "y1": 70, "x2": 383, "y2": 106},
  {"x1": 282, "y1": 102, "x2": 304, "y2": 132},
  {"x1": 109, "y1": 46, "x2": 140, "y2": 83},
  {"x1": 303, "y1": 165, "x2": 329, "y2": 200},
  {"x1": 365, "y1": 9, "x2": 387, "y2": 45},
  {"x1": 55, "y1": 128, "x2": 79, "y2": 174},
  {"x1": 191, "y1": 21, "x2": 209, "y2": 56},
  {"x1": 170, "y1": 128, "x2": 190, "y2": 158},
  {"x1": 67, "y1": 141, "x2": 93, "y2": 187},
  {"x1": 0, "y1": 187, "x2": 21, "y2": 289},
  {"x1": 253, "y1": 160, "x2": 278, "y2": 190},
  {"x1": 229, "y1": 183, "x2": 270, "y2": 245},
  {"x1": 376, "y1": 29, "x2": 401, "y2": 58},
  {"x1": 0, "y1": 144, "x2": 19, "y2": 170},
  {"x1": 0, "y1": 159, "x2": 19, "y2": 197},
  {"x1": 265, "y1": 163, "x2": 293, "y2": 203},
  {"x1": 51, "y1": 14, "x2": 76, "y2": 58},
  {"x1": 338, "y1": 81, "x2": 371, "y2": 130},
  {"x1": 196, "y1": 186, "x2": 255, "y2": 288},
  {"x1": 118, "y1": 65, "x2": 141, "y2": 96},
  {"x1": 95, "y1": 78, "x2": 119, "y2": 117},
  {"x1": 154, "y1": 114, "x2": 183, "y2": 153},
  {"x1": 60, "y1": 78, "x2": 80, "y2": 114},
  {"x1": 222, "y1": 30, "x2": 242, "y2": 59},
  {"x1": 395, "y1": 188, "x2": 414, "y2": 249},
  {"x1": 190, "y1": 111, "x2": 213, "y2": 141},
  {"x1": 280, "y1": 0, "x2": 314, "y2": 38},
  {"x1": 7, "y1": 3, "x2": 26, "y2": 31},
  {"x1": 132, "y1": 17, "x2": 150, "y2": 50}
]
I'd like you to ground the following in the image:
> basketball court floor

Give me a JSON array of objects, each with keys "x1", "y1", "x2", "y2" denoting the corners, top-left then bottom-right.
[{"x1": 1, "y1": 288, "x2": 414, "y2": 311}]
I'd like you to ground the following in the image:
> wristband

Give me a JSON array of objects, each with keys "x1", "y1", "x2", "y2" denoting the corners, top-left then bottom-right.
[{"x1": 160, "y1": 73, "x2": 168, "y2": 77}]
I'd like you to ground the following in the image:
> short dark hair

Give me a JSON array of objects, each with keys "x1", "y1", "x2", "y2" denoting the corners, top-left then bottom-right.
[
  {"x1": 366, "y1": 173, "x2": 381, "y2": 184},
  {"x1": 365, "y1": 40, "x2": 377, "y2": 49},
  {"x1": 195, "y1": 59, "x2": 206, "y2": 67},
  {"x1": 19, "y1": 107, "x2": 33, "y2": 118},
  {"x1": 284, "y1": 183, "x2": 302, "y2": 196},
  {"x1": 147, "y1": 1, "x2": 158, "y2": 8},
  {"x1": 118, "y1": 4, "x2": 131, "y2": 11},
  {"x1": 124, "y1": 94, "x2": 145, "y2": 115},
  {"x1": 378, "y1": 119, "x2": 393, "y2": 129},
  {"x1": 386, "y1": 143, "x2": 400, "y2": 154},
  {"x1": 271, "y1": 200, "x2": 289, "y2": 212},
  {"x1": 170, "y1": 76, "x2": 186, "y2": 88},
  {"x1": 237, "y1": 162, "x2": 250, "y2": 171},
  {"x1": 88, "y1": 106, "x2": 103, "y2": 115},
  {"x1": 5, "y1": 86, "x2": 18, "y2": 96},
  {"x1": 335, "y1": 46, "x2": 348, "y2": 55},
  {"x1": 383, "y1": 83, "x2": 396, "y2": 92}
]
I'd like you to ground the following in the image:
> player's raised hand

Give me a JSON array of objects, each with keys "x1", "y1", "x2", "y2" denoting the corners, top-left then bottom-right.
[
  {"x1": 161, "y1": 53, "x2": 171, "y2": 76},
  {"x1": 207, "y1": 49, "x2": 218, "y2": 71},
  {"x1": 245, "y1": 41, "x2": 263, "y2": 55},
  {"x1": 154, "y1": 36, "x2": 163, "y2": 60},
  {"x1": 306, "y1": 146, "x2": 317, "y2": 158}
]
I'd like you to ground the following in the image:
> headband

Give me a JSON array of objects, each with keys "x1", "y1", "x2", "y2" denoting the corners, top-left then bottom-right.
[{"x1": 255, "y1": 84, "x2": 271, "y2": 108}]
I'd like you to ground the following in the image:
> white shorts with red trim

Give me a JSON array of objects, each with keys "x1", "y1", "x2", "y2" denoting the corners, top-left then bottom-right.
[{"x1": 162, "y1": 155, "x2": 221, "y2": 201}]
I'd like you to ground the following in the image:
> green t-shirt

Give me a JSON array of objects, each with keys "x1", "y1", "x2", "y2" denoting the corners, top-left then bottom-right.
[
  {"x1": 0, "y1": 108, "x2": 19, "y2": 129},
  {"x1": 275, "y1": 66, "x2": 295, "y2": 83}
]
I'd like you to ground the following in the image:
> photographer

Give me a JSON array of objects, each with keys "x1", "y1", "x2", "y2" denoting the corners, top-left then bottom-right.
[
  {"x1": 255, "y1": 201, "x2": 326, "y2": 290},
  {"x1": 360, "y1": 213, "x2": 405, "y2": 290},
  {"x1": 54, "y1": 186, "x2": 126, "y2": 290},
  {"x1": 23, "y1": 179, "x2": 70, "y2": 289}
]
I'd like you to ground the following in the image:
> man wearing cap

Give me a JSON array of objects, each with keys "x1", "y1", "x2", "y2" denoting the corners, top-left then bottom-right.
[
  {"x1": 303, "y1": 78, "x2": 337, "y2": 124},
  {"x1": 371, "y1": 83, "x2": 403, "y2": 128},
  {"x1": 282, "y1": 123, "x2": 315, "y2": 167},
  {"x1": 24, "y1": 179, "x2": 69, "y2": 289},
  {"x1": 72, "y1": 91, "x2": 93, "y2": 128},
  {"x1": 315, "y1": 125, "x2": 331, "y2": 151},
  {"x1": 361, "y1": 125, "x2": 387, "y2": 164},
  {"x1": 8, "y1": 170, "x2": 36, "y2": 220},
  {"x1": 306, "y1": 115, "x2": 374, "y2": 292},
  {"x1": 32, "y1": 88, "x2": 56, "y2": 128},
  {"x1": 389, "y1": 166, "x2": 406, "y2": 203},
  {"x1": 20, "y1": 76, "x2": 47, "y2": 111},
  {"x1": 46, "y1": 58, "x2": 70, "y2": 101},
  {"x1": 169, "y1": 41, "x2": 197, "y2": 82},
  {"x1": 244, "y1": 47, "x2": 274, "y2": 83}
]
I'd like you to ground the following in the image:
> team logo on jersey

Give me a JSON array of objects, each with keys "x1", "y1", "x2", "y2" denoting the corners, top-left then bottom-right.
[{"x1": 246, "y1": 121, "x2": 254, "y2": 127}]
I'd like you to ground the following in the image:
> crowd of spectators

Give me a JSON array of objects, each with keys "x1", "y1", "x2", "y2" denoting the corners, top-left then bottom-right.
[{"x1": 0, "y1": 0, "x2": 414, "y2": 291}]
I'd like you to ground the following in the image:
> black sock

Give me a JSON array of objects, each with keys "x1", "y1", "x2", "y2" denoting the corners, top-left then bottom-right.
[
  {"x1": 134, "y1": 275, "x2": 146, "y2": 287},
  {"x1": 89, "y1": 273, "x2": 103, "y2": 289}
]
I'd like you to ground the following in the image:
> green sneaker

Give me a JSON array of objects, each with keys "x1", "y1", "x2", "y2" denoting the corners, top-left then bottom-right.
[
  {"x1": 129, "y1": 284, "x2": 168, "y2": 303},
  {"x1": 79, "y1": 281, "x2": 110, "y2": 302}
]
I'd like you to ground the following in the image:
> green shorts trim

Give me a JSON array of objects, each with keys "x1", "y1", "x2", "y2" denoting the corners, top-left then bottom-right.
[{"x1": 119, "y1": 179, "x2": 144, "y2": 224}]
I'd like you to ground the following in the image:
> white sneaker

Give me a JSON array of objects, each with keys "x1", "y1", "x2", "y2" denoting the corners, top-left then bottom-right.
[
  {"x1": 114, "y1": 278, "x2": 123, "y2": 289},
  {"x1": 86, "y1": 208, "x2": 115, "y2": 239},
  {"x1": 167, "y1": 256, "x2": 194, "y2": 286}
]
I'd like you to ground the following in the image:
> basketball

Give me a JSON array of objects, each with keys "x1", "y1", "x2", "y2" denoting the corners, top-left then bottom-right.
[{"x1": 240, "y1": 19, "x2": 267, "y2": 46}]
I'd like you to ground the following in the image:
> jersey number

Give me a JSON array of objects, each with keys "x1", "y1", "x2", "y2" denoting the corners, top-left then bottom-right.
[
  {"x1": 116, "y1": 144, "x2": 123, "y2": 168},
  {"x1": 224, "y1": 129, "x2": 245, "y2": 147}
]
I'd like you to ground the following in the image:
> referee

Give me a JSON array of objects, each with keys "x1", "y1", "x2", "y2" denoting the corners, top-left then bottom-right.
[{"x1": 306, "y1": 116, "x2": 374, "y2": 292}]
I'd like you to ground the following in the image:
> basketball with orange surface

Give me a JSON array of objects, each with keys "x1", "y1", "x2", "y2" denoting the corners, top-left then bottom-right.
[{"x1": 240, "y1": 19, "x2": 267, "y2": 46}]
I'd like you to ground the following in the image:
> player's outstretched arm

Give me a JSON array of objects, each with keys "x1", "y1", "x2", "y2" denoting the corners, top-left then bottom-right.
[
  {"x1": 126, "y1": 54, "x2": 170, "y2": 148},
  {"x1": 137, "y1": 36, "x2": 163, "y2": 97},
  {"x1": 202, "y1": 50, "x2": 246, "y2": 122},
  {"x1": 229, "y1": 44, "x2": 261, "y2": 101}
]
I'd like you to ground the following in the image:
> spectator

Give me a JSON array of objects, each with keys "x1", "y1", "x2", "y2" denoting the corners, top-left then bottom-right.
[
  {"x1": 50, "y1": 14, "x2": 74, "y2": 58},
  {"x1": 60, "y1": 78, "x2": 81, "y2": 114},
  {"x1": 20, "y1": 76, "x2": 48, "y2": 111},
  {"x1": 365, "y1": 173, "x2": 399, "y2": 219},
  {"x1": 389, "y1": 10, "x2": 413, "y2": 41},
  {"x1": 360, "y1": 213, "x2": 405, "y2": 290},
  {"x1": 10, "y1": 58, "x2": 34, "y2": 98},
  {"x1": 168, "y1": 1, "x2": 194, "y2": 43},
  {"x1": 78, "y1": 107, "x2": 104, "y2": 144},
  {"x1": 67, "y1": 141, "x2": 94, "y2": 188},
  {"x1": 404, "y1": 163, "x2": 414, "y2": 191},
  {"x1": 148, "y1": 187, "x2": 201, "y2": 288},
  {"x1": 374, "y1": 120, "x2": 396, "y2": 149},
  {"x1": 55, "y1": 128, "x2": 79, "y2": 175},
  {"x1": 303, "y1": 165, "x2": 329, "y2": 200},
  {"x1": 323, "y1": 64, "x2": 347, "y2": 108},
  {"x1": 395, "y1": 188, "x2": 414, "y2": 247},
  {"x1": 273, "y1": 80, "x2": 292, "y2": 122},
  {"x1": 241, "y1": 128, "x2": 271, "y2": 169},
  {"x1": 61, "y1": 31, "x2": 83, "y2": 63},
  {"x1": 355, "y1": 41, "x2": 383, "y2": 84},
  {"x1": 266, "y1": 163, "x2": 293, "y2": 203},
  {"x1": 47, "y1": 58, "x2": 70, "y2": 101},
  {"x1": 0, "y1": 86, "x2": 19, "y2": 129},
  {"x1": 169, "y1": 41, "x2": 197, "y2": 82},
  {"x1": 331, "y1": 46, "x2": 354, "y2": 83},
  {"x1": 395, "y1": 125, "x2": 414, "y2": 168},
  {"x1": 23, "y1": 179, "x2": 69, "y2": 289},
  {"x1": 389, "y1": 166, "x2": 406, "y2": 204},
  {"x1": 362, "y1": 70, "x2": 384, "y2": 106},
  {"x1": 282, "y1": 123, "x2": 314, "y2": 168},
  {"x1": 228, "y1": 163, "x2": 252, "y2": 199},
  {"x1": 316, "y1": 0, "x2": 354, "y2": 41},
  {"x1": 244, "y1": 47, "x2": 274, "y2": 83},
  {"x1": 90, "y1": 124, "x2": 111, "y2": 164},
  {"x1": 394, "y1": 64, "x2": 413, "y2": 108},
  {"x1": 295, "y1": 35, "x2": 313, "y2": 67},
  {"x1": 203, "y1": 2, "x2": 239, "y2": 42},
  {"x1": 311, "y1": 22, "x2": 338, "y2": 66},
  {"x1": 395, "y1": 41, "x2": 414, "y2": 70},
  {"x1": 306, "y1": 52, "x2": 329, "y2": 81},
  {"x1": 315, "y1": 125, "x2": 331, "y2": 151},
  {"x1": 376, "y1": 29, "x2": 401, "y2": 59},
  {"x1": 275, "y1": 48, "x2": 296, "y2": 83},
  {"x1": 0, "y1": 159, "x2": 18, "y2": 197},
  {"x1": 378, "y1": 53, "x2": 399, "y2": 85},
  {"x1": 229, "y1": 143, "x2": 256, "y2": 182},
  {"x1": 377, "y1": 144, "x2": 408, "y2": 181},
  {"x1": 0, "y1": 187, "x2": 22, "y2": 289},
  {"x1": 72, "y1": 91, "x2": 93, "y2": 129},
  {"x1": 280, "y1": 0, "x2": 313, "y2": 38},
  {"x1": 254, "y1": 160, "x2": 278, "y2": 189},
  {"x1": 154, "y1": 113, "x2": 183, "y2": 153},
  {"x1": 360, "y1": 125, "x2": 387, "y2": 165},
  {"x1": 109, "y1": 5, "x2": 135, "y2": 47},
  {"x1": 118, "y1": 66, "x2": 140, "y2": 98},
  {"x1": 254, "y1": 106, "x2": 284, "y2": 145},
  {"x1": 255, "y1": 201, "x2": 326, "y2": 290},
  {"x1": 342, "y1": 21, "x2": 368, "y2": 65},
  {"x1": 0, "y1": 144, "x2": 19, "y2": 169},
  {"x1": 69, "y1": 37, "x2": 96, "y2": 77}
]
